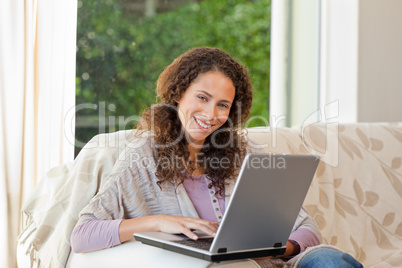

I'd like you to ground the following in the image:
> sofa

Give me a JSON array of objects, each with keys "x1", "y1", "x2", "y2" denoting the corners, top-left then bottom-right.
[
  {"x1": 248, "y1": 122, "x2": 402, "y2": 267},
  {"x1": 17, "y1": 122, "x2": 402, "y2": 267}
]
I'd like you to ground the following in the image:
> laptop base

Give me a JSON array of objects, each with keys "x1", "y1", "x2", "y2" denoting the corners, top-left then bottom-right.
[{"x1": 135, "y1": 235, "x2": 287, "y2": 262}]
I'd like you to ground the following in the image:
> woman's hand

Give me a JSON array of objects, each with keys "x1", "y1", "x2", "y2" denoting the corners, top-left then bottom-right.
[
  {"x1": 156, "y1": 215, "x2": 218, "y2": 240},
  {"x1": 119, "y1": 215, "x2": 218, "y2": 243}
]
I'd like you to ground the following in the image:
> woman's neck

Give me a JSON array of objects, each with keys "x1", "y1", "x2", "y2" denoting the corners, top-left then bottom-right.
[
  {"x1": 187, "y1": 144, "x2": 205, "y2": 176},
  {"x1": 187, "y1": 143, "x2": 201, "y2": 161}
]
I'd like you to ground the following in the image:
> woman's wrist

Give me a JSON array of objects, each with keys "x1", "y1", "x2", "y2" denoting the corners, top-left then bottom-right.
[
  {"x1": 286, "y1": 240, "x2": 300, "y2": 256},
  {"x1": 119, "y1": 215, "x2": 160, "y2": 243}
]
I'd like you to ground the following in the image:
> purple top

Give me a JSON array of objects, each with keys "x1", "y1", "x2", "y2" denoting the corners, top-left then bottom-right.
[
  {"x1": 71, "y1": 174, "x2": 320, "y2": 253},
  {"x1": 182, "y1": 174, "x2": 225, "y2": 222},
  {"x1": 289, "y1": 228, "x2": 320, "y2": 253},
  {"x1": 71, "y1": 218, "x2": 123, "y2": 253}
]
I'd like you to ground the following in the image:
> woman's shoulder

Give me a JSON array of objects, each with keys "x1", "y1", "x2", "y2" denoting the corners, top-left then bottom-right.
[
  {"x1": 112, "y1": 132, "x2": 156, "y2": 166},
  {"x1": 98, "y1": 135, "x2": 159, "y2": 193},
  {"x1": 125, "y1": 131, "x2": 155, "y2": 151}
]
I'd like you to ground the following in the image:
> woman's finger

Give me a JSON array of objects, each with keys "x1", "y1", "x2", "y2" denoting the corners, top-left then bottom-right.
[
  {"x1": 182, "y1": 219, "x2": 218, "y2": 237},
  {"x1": 180, "y1": 226, "x2": 199, "y2": 240},
  {"x1": 158, "y1": 215, "x2": 218, "y2": 239},
  {"x1": 188, "y1": 217, "x2": 219, "y2": 232}
]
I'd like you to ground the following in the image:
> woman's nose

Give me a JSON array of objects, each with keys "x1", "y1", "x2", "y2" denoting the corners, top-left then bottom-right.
[{"x1": 204, "y1": 104, "x2": 217, "y2": 121}]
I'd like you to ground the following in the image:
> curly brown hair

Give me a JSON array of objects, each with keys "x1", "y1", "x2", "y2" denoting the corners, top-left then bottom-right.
[{"x1": 136, "y1": 47, "x2": 253, "y2": 195}]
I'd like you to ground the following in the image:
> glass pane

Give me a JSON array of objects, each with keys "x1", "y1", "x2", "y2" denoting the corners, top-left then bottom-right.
[{"x1": 75, "y1": 0, "x2": 271, "y2": 156}]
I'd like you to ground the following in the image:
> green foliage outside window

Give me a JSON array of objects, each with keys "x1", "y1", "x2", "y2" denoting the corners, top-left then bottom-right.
[{"x1": 75, "y1": 0, "x2": 271, "y2": 155}]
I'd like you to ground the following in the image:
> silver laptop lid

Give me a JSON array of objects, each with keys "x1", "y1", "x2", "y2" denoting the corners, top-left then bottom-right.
[{"x1": 210, "y1": 153, "x2": 319, "y2": 253}]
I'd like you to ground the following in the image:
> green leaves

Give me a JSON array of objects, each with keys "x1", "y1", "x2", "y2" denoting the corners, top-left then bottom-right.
[{"x1": 75, "y1": 0, "x2": 271, "y2": 154}]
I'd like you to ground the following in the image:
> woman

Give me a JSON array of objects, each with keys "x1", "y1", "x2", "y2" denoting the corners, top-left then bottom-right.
[{"x1": 71, "y1": 47, "x2": 362, "y2": 267}]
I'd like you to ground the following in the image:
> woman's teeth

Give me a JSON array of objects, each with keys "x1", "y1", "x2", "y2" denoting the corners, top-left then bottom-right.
[{"x1": 194, "y1": 117, "x2": 211, "y2": 129}]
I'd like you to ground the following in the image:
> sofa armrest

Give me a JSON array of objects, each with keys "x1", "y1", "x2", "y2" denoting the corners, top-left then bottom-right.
[{"x1": 66, "y1": 240, "x2": 260, "y2": 268}]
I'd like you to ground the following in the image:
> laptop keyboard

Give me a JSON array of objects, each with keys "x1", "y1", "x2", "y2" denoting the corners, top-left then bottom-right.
[{"x1": 172, "y1": 237, "x2": 214, "y2": 250}]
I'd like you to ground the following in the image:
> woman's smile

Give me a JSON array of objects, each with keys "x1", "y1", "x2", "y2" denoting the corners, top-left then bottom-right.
[{"x1": 194, "y1": 116, "x2": 212, "y2": 130}]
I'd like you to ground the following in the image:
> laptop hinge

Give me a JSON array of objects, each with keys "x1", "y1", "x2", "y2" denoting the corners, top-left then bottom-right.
[
  {"x1": 217, "y1": 248, "x2": 227, "y2": 253},
  {"x1": 273, "y1": 242, "x2": 282, "y2": 248}
]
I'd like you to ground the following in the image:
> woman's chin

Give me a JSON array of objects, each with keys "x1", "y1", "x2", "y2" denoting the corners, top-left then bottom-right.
[{"x1": 185, "y1": 132, "x2": 208, "y2": 146}]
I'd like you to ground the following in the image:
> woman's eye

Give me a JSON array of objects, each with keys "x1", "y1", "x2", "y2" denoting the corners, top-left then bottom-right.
[
  {"x1": 198, "y1": 95, "x2": 207, "y2": 101},
  {"x1": 219, "y1": 103, "x2": 229, "y2": 109}
]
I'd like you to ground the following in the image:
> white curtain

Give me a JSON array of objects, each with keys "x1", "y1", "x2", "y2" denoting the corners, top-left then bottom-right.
[{"x1": 0, "y1": 0, "x2": 77, "y2": 267}]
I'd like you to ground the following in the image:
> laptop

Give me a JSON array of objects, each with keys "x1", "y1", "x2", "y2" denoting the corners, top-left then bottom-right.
[{"x1": 134, "y1": 153, "x2": 320, "y2": 262}]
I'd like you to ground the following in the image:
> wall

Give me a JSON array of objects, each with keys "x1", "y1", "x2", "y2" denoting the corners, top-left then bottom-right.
[
  {"x1": 357, "y1": 0, "x2": 402, "y2": 122},
  {"x1": 272, "y1": 0, "x2": 402, "y2": 126},
  {"x1": 318, "y1": 0, "x2": 402, "y2": 123}
]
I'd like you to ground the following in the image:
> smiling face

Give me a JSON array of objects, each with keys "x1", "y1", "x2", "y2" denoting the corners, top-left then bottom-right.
[{"x1": 177, "y1": 71, "x2": 236, "y2": 147}]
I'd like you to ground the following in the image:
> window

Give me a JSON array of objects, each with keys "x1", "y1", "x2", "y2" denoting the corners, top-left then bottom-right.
[{"x1": 75, "y1": 0, "x2": 271, "y2": 156}]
